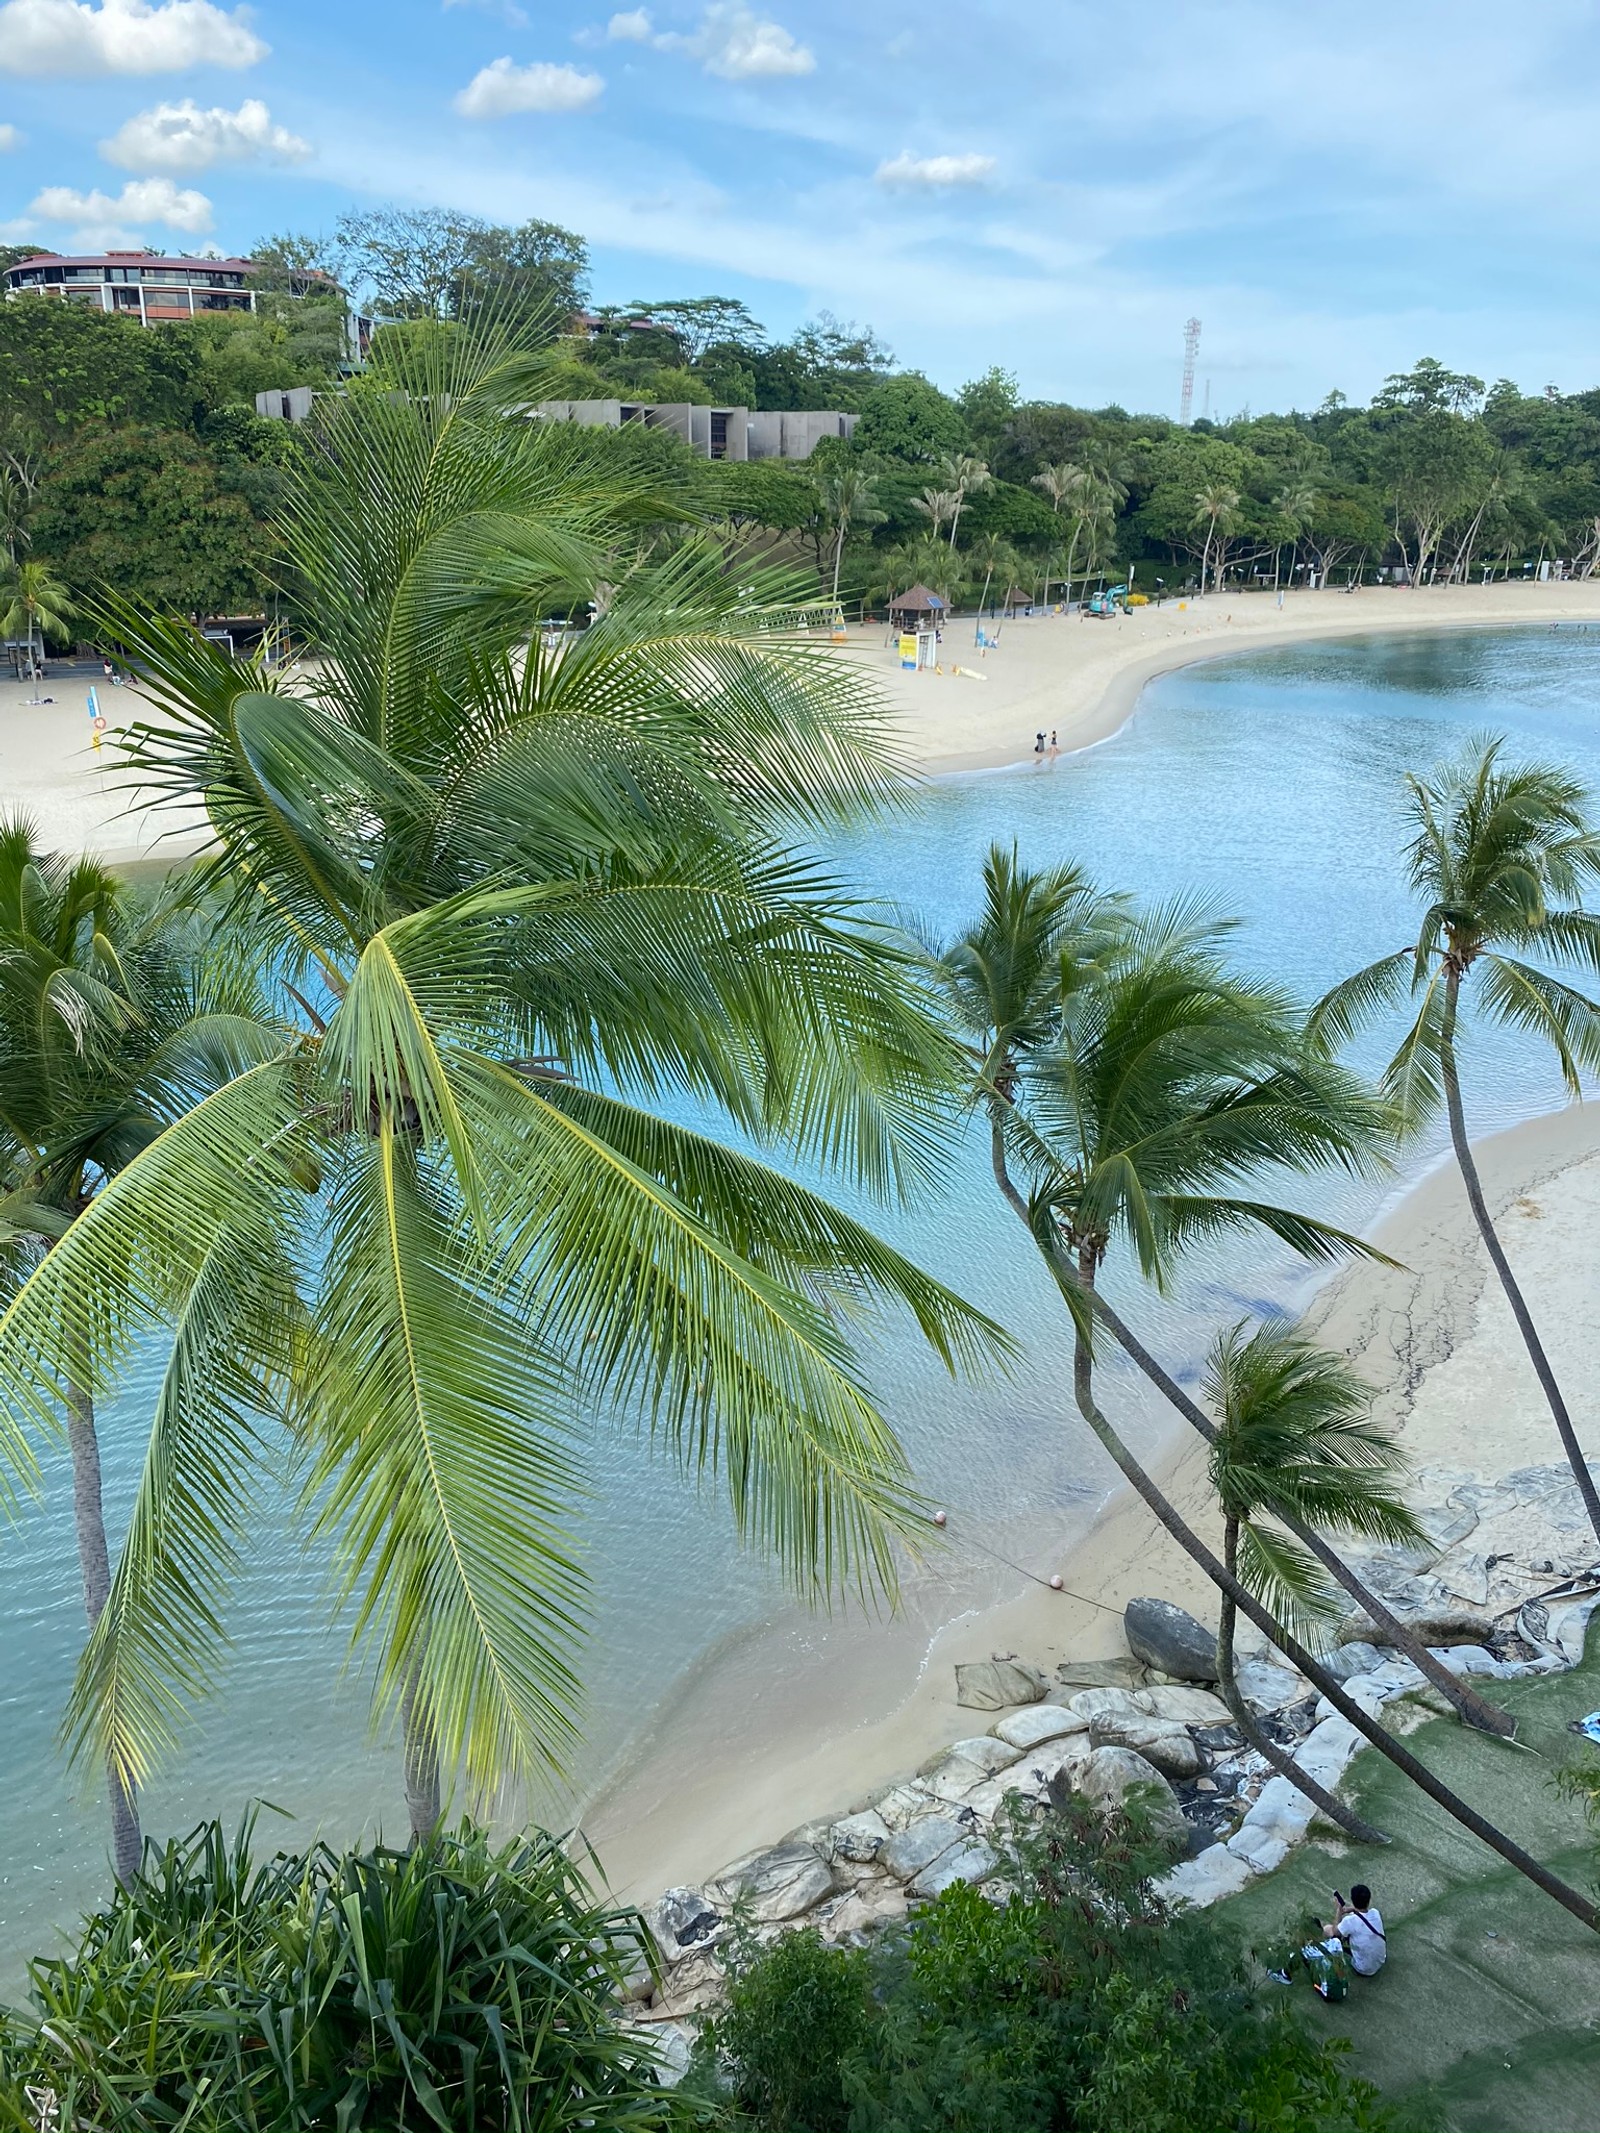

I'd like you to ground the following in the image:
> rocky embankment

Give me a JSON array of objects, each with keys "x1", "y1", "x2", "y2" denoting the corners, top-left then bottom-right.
[{"x1": 624, "y1": 1463, "x2": 1600, "y2": 2077}]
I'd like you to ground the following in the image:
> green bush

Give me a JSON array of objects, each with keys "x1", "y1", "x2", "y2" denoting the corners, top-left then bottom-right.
[
  {"x1": 692, "y1": 1793, "x2": 1397, "y2": 2132},
  {"x1": 0, "y1": 1818, "x2": 698, "y2": 2131}
]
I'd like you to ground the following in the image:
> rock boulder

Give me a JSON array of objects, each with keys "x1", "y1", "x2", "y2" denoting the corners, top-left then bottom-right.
[
  {"x1": 1078, "y1": 1745, "x2": 1187, "y2": 1844},
  {"x1": 1087, "y1": 1710, "x2": 1203, "y2": 1779},
  {"x1": 882, "y1": 1815, "x2": 968, "y2": 1884},
  {"x1": 709, "y1": 1841, "x2": 835, "y2": 1922},
  {"x1": 1123, "y1": 1597, "x2": 1219, "y2": 1683},
  {"x1": 650, "y1": 1887, "x2": 724, "y2": 1963}
]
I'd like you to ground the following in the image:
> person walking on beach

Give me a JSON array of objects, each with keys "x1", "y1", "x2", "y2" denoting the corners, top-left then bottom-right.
[
  {"x1": 1048, "y1": 730, "x2": 1060, "y2": 763},
  {"x1": 1326, "y1": 1886, "x2": 1386, "y2": 1977},
  {"x1": 1034, "y1": 731, "x2": 1046, "y2": 762}
]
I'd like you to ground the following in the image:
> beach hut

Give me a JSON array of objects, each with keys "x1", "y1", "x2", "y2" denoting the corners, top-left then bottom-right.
[{"x1": 887, "y1": 584, "x2": 947, "y2": 624}]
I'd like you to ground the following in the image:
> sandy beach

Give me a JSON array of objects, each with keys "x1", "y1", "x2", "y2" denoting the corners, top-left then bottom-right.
[
  {"x1": 9, "y1": 582, "x2": 1600, "y2": 864},
  {"x1": 865, "y1": 578, "x2": 1600, "y2": 777}
]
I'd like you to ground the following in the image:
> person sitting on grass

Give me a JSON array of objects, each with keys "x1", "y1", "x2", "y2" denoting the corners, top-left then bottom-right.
[{"x1": 1326, "y1": 1884, "x2": 1386, "y2": 1976}]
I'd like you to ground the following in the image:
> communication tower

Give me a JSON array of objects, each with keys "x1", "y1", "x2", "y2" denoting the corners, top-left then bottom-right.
[{"x1": 1180, "y1": 317, "x2": 1201, "y2": 426}]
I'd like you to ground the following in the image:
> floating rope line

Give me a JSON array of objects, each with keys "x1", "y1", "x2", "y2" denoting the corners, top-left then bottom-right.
[{"x1": 928, "y1": 1507, "x2": 1125, "y2": 1619}]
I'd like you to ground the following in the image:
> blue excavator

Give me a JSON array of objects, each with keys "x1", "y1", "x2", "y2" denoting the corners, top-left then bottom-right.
[{"x1": 1087, "y1": 583, "x2": 1128, "y2": 617}]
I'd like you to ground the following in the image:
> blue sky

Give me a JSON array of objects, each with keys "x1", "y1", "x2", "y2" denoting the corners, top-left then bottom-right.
[{"x1": 3, "y1": 0, "x2": 1599, "y2": 415}]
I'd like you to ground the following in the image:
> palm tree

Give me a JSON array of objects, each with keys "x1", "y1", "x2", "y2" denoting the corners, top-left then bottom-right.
[
  {"x1": 1271, "y1": 481, "x2": 1316, "y2": 594},
  {"x1": 0, "y1": 321, "x2": 1005, "y2": 1844},
  {"x1": 1031, "y1": 462, "x2": 1088, "y2": 606},
  {"x1": 1191, "y1": 485, "x2": 1242, "y2": 597},
  {"x1": 941, "y1": 846, "x2": 1514, "y2": 1741},
  {"x1": 944, "y1": 875, "x2": 1596, "y2": 1926},
  {"x1": 1204, "y1": 1321, "x2": 1425, "y2": 1836},
  {"x1": 937, "y1": 454, "x2": 991, "y2": 550},
  {"x1": 818, "y1": 462, "x2": 885, "y2": 609},
  {"x1": 1, "y1": 561, "x2": 74, "y2": 697},
  {"x1": 967, "y1": 532, "x2": 1020, "y2": 621},
  {"x1": 913, "y1": 488, "x2": 960, "y2": 543},
  {"x1": 1312, "y1": 736, "x2": 1600, "y2": 1550},
  {"x1": 0, "y1": 822, "x2": 284, "y2": 1883}
]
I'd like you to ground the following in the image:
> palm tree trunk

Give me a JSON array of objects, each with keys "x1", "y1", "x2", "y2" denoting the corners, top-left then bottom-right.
[
  {"x1": 1068, "y1": 1313, "x2": 1599, "y2": 1931},
  {"x1": 1218, "y1": 1515, "x2": 1384, "y2": 1842},
  {"x1": 66, "y1": 1378, "x2": 141, "y2": 1885},
  {"x1": 1440, "y1": 971, "x2": 1600, "y2": 1550},
  {"x1": 830, "y1": 522, "x2": 846, "y2": 607},
  {"x1": 984, "y1": 1120, "x2": 1515, "y2": 1738},
  {"x1": 401, "y1": 1658, "x2": 441, "y2": 1844},
  {"x1": 1083, "y1": 1283, "x2": 1518, "y2": 1739}
]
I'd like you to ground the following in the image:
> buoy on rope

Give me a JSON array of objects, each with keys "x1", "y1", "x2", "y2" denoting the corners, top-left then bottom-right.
[
  {"x1": 1049, "y1": 1574, "x2": 1063, "y2": 1590},
  {"x1": 932, "y1": 1509, "x2": 947, "y2": 1527}
]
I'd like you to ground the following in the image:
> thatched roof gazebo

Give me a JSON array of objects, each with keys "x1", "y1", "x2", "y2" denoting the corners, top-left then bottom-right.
[{"x1": 887, "y1": 584, "x2": 947, "y2": 622}]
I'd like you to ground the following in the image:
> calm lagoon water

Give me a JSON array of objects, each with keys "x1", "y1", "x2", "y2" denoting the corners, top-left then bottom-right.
[{"x1": 4, "y1": 624, "x2": 1600, "y2": 1972}]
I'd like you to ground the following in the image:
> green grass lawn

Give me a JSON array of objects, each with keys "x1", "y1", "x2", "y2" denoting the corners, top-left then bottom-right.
[{"x1": 1219, "y1": 1625, "x2": 1600, "y2": 2132}]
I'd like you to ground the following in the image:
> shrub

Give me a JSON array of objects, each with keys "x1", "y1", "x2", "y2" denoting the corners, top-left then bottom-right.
[
  {"x1": 692, "y1": 1793, "x2": 1397, "y2": 2132},
  {"x1": 0, "y1": 1817, "x2": 698, "y2": 2131}
]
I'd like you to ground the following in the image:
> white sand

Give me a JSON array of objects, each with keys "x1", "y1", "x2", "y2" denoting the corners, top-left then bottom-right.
[{"x1": 862, "y1": 580, "x2": 1600, "y2": 778}]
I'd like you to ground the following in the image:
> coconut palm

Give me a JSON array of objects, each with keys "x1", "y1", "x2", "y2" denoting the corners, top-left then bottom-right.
[
  {"x1": 0, "y1": 462, "x2": 34, "y2": 567},
  {"x1": 941, "y1": 845, "x2": 1513, "y2": 1740},
  {"x1": 1, "y1": 560, "x2": 74, "y2": 696},
  {"x1": 0, "y1": 822, "x2": 285, "y2": 1882},
  {"x1": 1031, "y1": 462, "x2": 1088, "y2": 606},
  {"x1": 936, "y1": 453, "x2": 990, "y2": 549},
  {"x1": 1204, "y1": 1320, "x2": 1425, "y2": 1833},
  {"x1": 912, "y1": 488, "x2": 961, "y2": 543},
  {"x1": 0, "y1": 322, "x2": 1006, "y2": 1844},
  {"x1": 942, "y1": 858, "x2": 1598, "y2": 1927},
  {"x1": 967, "y1": 532, "x2": 1020, "y2": 621},
  {"x1": 1271, "y1": 480, "x2": 1317, "y2": 594},
  {"x1": 1311, "y1": 735, "x2": 1600, "y2": 1551},
  {"x1": 1191, "y1": 485, "x2": 1241, "y2": 596},
  {"x1": 817, "y1": 461, "x2": 885, "y2": 608}
]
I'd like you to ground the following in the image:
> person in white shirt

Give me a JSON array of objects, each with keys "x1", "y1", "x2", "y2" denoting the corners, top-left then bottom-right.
[{"x1": 1327, "y1": 1884, "x2": 1387, "y2": 1976}]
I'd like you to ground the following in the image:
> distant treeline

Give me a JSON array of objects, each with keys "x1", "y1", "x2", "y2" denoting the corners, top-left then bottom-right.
[{"x1": 4, "y1": 202, "x2": 1598, "y2": 626}]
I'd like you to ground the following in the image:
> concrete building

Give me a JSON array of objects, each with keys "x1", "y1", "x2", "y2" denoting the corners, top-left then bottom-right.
[
  {"x1": 5, "y1": 252, "x2": 372, "y2": 361},
  {"x1": 254, "y1": 388, "x2": 856, "y2": 462}
]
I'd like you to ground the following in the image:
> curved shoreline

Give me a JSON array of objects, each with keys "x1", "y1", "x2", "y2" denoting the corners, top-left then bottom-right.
[{"x1": 860, "y1": 581, "x2": 1600, "y2": 783}]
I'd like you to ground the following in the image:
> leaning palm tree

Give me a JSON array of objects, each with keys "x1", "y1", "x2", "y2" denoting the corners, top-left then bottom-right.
[
  {"x1": 818, "y1": 461, "x2": 885, "y2": 608},
  {"x1": 941, "y1": 845, "x2": 1514, "y2": 1741},
  {"x1": 937, "y1": 453, "x2": 990, "y2": 549},
  {"x1": 1204, "y1": 1320, "x2": 1426, "y2": 1836},
  {"x1": 1311, "y1": 736, "x2": 1600, "y2": 1552},
  {"x1": 0, "y1": 822, "x2": 284, "y2": 1882},
  {"x1": 953, "y1": 887, "x2": 1596, "y2": 1926},
  {"x1": 1270, "y1": 480, "x2": 1317, "y2": 593},
  {"x1": 912, "y1": 488, "x2": 960, "y2": 543},
  {"x1": 1, "y1": 560, "x2": 74, "y2": 697},
  {"x1": 1191, "y1": 484, "x2": 1241, "y2": 597},
  {"x1": 0, "y1": 321, "x2": 1006, "y2": 1844},
  {"x1": 1031, "y1": 462, "x2": 1088, "y2": 605}
]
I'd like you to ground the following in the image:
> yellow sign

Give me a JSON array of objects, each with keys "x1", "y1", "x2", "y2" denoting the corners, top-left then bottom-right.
[{"x1": 899, "y1": 633, "x2": 918, "y2": 668}]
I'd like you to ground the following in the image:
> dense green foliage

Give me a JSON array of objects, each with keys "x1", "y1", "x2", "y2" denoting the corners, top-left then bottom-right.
[
  {"x1": 0, "y1": 1819, "x2": 693, "y2": 2130},
  {"x1": 690, "y1": 1796, "x2": 1396, "y2": 2131}
]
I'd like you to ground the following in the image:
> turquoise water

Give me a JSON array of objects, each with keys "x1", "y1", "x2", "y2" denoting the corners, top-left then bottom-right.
[{"x1": 4, "y1": 624, "x2": 1600, "y2": 1972}]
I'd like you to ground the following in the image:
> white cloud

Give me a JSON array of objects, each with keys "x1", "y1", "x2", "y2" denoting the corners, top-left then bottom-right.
[
  {"x1": 453, "y1": 56, "x2": 603, "y2": 118},
  {"x1": 875, "y1": 150, "x2": 996, "y2": 188},
  {"x1": 101, "y1": 96, "x2": 308, "y2": 172},
  {"x1": 0, "y1": 0, "x2": 266, "y2": 78},
  {"x1": 26, "y1": 174, "x2": 213, "y2": 246},
  {"x1": 606, "y1": 6, "x2": 652, "y2": 37},
  {"x1": 683, "y1": 4, "x2": 811, "y2": 78},
  {"x1": 0, "y1": 122, "x2": 22, "y2": 148}
]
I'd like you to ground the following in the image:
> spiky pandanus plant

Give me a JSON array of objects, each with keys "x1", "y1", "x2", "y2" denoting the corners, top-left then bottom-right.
[
  {"x1": 1313, "y1": 734, "x2": 1600, "y2": 1552},
  {"x1": 0, "y1": 321, "x2": 1008, "y2": 1848}
]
